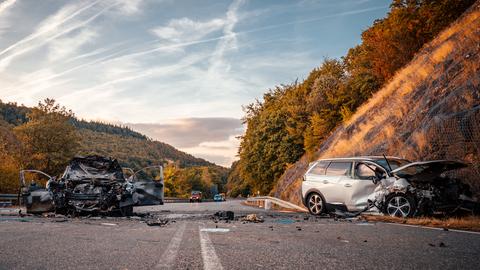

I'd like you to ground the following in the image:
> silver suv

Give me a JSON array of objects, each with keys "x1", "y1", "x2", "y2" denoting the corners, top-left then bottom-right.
[{"x1": 301, "y1": 156, "x2": 410, "y2": 216}]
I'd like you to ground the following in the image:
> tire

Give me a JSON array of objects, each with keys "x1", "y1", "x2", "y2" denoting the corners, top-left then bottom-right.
[
  {"x1": 307, "y1": 192, "x2": 325, "y2": 216},
  {"x1": 383, "y1": 193, "x2": 416, "y2": 218},
  {"x1": 120, "y1": 205, "x2": 133, "y2": 217}
]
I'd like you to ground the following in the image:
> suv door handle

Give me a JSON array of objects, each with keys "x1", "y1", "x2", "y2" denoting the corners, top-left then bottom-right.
[
  {"x1": 344, "y1": 183, "x2": 352, "y2": 187},
  {"x1": 322, "y1": 180, "x2": 329, "y2": 184}
]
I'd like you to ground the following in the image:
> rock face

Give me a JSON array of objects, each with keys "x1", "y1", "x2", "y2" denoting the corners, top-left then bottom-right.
[{"x1": 275, "y1": 1, "x2": 480, "y2": 205}]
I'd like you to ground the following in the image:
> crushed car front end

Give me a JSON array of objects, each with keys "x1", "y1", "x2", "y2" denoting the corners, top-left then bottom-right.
[{"x1": 370, "y1": 160, "x2": 479, "y2": 217}]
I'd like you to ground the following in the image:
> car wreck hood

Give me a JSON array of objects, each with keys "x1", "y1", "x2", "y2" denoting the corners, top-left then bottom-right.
[
  {"x1": 391, "y1": 160, "x2": 467, "y2": 182},
  {"x1": 62, "y1": 155, "x2": 125, "y2": 182}
]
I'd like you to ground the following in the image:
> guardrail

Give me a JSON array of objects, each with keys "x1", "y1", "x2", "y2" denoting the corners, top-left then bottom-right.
[
  {"x1": 247, "y1": 196, "x2": 308, "y2": 212},
  {"x1": 0, "y1": 193, "x2": 20, "y2": 206},
  {"x1": 164, "y1": 197, "x2": 215, "y2": 203}
]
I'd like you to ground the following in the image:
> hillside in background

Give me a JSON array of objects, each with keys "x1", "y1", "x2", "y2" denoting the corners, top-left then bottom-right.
[
  {"x1": 274, "y1": 1, "x2": 480, "y2": 205},
  {"x1": 0, "y1": 101, "x2": 227, "y2": 194},
  {"x1": 0, "y1": 101, "x2": 214, "y2": 169},
  {"x1": 228, "y1": 0, "x2": 476, "y2": 198}
]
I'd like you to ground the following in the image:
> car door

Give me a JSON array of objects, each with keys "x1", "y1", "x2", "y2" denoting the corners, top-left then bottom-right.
[
  {"x1": 130, "y1": 166, "x2": 164, "y2": 206},
  {"x1": 320, "y1": 161, "x2": 353, "y2": 204},
  {"x1": 343, "y1": 161, "x2": 385, "y2": 211}
]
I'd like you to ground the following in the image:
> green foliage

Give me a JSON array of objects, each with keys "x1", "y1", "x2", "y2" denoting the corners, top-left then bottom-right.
[
  {"x1": 0, "y1": 117, "x2": 22, "y2": 193},
  {"x1": 13, "y1": 99, "x2": 80, "y2": 175},
  {"x1": 164, "y1": 165, "x2": 228, "y2": 198},
  {"x1": 230, "y1": 0, "x2": 475, "y2": 196}
]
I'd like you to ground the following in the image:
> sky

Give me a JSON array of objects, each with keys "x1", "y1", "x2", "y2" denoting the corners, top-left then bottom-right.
[{"x1": 0, "y1": 0, "x2": 390, "y2": 167}]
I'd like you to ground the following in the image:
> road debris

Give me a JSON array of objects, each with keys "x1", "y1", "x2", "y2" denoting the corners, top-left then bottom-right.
[
  {"x1": 214, "y1": 211, "x2": 234, "y2": 220},
  {"x1": 242, "y1": 214, "x2": 264, "y2": 223},
  {"x1": 146, "y1": 218, "x2": 169, "y2": 227}
]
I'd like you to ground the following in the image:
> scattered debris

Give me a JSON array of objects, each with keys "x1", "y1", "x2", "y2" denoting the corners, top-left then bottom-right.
[
  {"x1": 428, "y1": 243, "x2": 436, "y2": 247},
  {"x1": 296, "y1": 226, "x2": 302, "y2": 231},
  {"x1": 242, "y1": 214, "x2": 264, "y2": 223},
  {"x1": 146, "y1": 219, "x2": 169, "y2": 227},
  {"x1": 214, "y1": 211, "x2": 234, "y2": 220},
  {"x1": 439, "y1": 242, "x2": 447, "y2": 248}
]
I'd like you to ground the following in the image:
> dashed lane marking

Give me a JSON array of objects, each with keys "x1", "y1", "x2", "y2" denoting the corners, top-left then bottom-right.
[
  {"x1": 199, "y1": 226, "x2": 223, "y2": 270},
  {"x1": 156, "y1": 223, "x2": 186, "y2": 269}
]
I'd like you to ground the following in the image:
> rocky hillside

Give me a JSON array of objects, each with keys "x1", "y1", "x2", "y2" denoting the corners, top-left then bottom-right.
[{"x1": 274, "y1": 1, "x2": 480, "y2": 205}]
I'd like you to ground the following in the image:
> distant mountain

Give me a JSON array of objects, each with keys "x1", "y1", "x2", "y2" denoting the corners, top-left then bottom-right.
[{"x1": 0, "y1": 101, "x2": 218, "y2": 170}]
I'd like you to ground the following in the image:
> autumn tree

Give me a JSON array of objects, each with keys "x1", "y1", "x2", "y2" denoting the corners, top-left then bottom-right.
[{"x1": 14, "y1": 98, "x2": 80, "y2": 175}]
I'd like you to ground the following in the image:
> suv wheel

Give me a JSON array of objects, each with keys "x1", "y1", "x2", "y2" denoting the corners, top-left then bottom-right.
[
  {"x1": 383, "y1": 193, "x2": 416, "y2": 218},
  {"x1": 307, "y1": 193, "x2": 324, "y2": 216}
]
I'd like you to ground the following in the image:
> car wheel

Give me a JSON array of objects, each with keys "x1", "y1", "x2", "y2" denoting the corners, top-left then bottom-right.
[
  {"x1": 120, "y1": 205, "x2": 133, "y2": 217},
  {"x1": 307, "y1": 193, "x2": 324, "y2": 216},
  {"x1": 383, "y1": 193, "x2": 416, "y2": 218}
]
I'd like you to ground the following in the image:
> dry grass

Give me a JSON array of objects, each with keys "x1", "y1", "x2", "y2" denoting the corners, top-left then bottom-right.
[{"x1": 361, "y1": 215, "x2": 480, "y2": 232}]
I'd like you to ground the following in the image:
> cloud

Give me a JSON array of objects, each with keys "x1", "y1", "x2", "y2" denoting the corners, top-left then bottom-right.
[
  {"x1": 0, "y1": 0, "x2": 116, "y2": 71},
  {"x1": 128, "y1": 117, "x2": 243, "y2": 148},
  {"x1": 151, "y1": 17, "x2": 225, "y2": 44},
  {"x1": 48, "y1": 28, "x2": 98, "y2": 62},
  {"x1": 114, "y1": 0, "x2": 144, "y2": 15},
  {"x1": 0, "y1": 0, "x2": 17, "y2": 37},
  {"x1": 129, "y1": 118, "x2": 243, "y2": 167},
  {"x1": 0, "y1": 0, "x2": 16, "y2": 14}
]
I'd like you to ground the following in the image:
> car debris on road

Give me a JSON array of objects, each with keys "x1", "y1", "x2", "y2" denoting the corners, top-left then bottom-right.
[{"x1": 242, "y1": 214, "x2": 264, "y2": 223}]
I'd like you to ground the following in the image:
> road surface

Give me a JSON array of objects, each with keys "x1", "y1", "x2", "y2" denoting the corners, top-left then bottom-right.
[{"x1": 1, "y1": 200, "x2": 480, "y2": 269}]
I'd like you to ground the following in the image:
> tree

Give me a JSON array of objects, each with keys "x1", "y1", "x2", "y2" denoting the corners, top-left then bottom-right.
[
  {"x1": 13, "y1": 99, "x2": 80, "y2": 175},
  {"x1": 0, "y1": 118, "x2": 23, "y2": 193}
]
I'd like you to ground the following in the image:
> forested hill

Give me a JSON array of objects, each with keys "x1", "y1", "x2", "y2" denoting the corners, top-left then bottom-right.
[
  {"x1": 227, "y1": 0, "x2": 477, "y2": 198},
  {"x1": 0, "y1": 100, "x2": 215, "y2": 169}
]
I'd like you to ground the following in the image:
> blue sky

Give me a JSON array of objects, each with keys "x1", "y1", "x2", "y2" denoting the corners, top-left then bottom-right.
[{"x1": 0, "y1": 0, "x2": 390, "y2": 166}]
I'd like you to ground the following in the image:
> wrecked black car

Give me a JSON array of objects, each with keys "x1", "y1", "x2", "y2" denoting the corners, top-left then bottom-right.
[{"x1": 20, "y1": 155, "x2": 164, "y2": 216}]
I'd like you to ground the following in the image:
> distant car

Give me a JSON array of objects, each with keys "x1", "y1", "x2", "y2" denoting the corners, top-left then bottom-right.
[
  {"x1": 302, "y1": 156, "x2": 478, "y2": 217},
  {"x1": 214, "y1": 194, "x2": 226, "y2": 202},
  {"x1": 190, "y1": 191, "x2": 202, "y2": 202}
]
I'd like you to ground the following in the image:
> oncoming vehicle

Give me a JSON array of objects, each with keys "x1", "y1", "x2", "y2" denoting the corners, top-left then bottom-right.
[
  {"x1": 302, "y1": 156, "x2": 478, "y2": 218},
  {"x1": 214, "y1": 193, "x2": 226, "y2": 202},
  {"x1": 20, "y1": 155, "x2": 164, "y2": 216},
  {"x1": 190, "y1": 191, "x2": 202, "y2": 202}
]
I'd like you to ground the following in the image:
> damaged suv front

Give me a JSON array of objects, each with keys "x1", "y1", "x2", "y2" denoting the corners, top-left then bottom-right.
[{"x1": 370, "y1": 160, "x2": 479, "y2": 217}]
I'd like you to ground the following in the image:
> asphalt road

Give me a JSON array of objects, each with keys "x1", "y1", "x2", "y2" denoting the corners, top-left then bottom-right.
[{"x1": 1, "y1": 200, "x2": 480, "y2": 270}]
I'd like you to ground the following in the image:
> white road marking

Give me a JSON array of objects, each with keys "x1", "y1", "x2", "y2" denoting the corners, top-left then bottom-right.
[
  {"x1": 200, "y1": 228, "x2": 230, "y2": 233},
  {"x1": 156, "y1": 223, "x2": 186, "y2": 269},
  {"x1": 199, "y1": 226, "x2": 223, "y2": 270},
  {"x1": 385, "y1": 222, "x2": 480, "y2": 235}
]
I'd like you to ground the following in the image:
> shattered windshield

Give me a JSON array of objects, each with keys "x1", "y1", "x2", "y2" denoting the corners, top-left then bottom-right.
[{"x1": 375, "y1": 158, "x2": 410, "y2": 171}]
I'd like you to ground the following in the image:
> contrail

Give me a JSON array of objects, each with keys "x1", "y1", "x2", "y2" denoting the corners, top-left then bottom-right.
[
  {"x1": 0, "y1": 0, "x2": 101, "y2": 58},
  {"x1": 57, "y1": 53, "x2": 210, "y2": 101},
  {"x1": 0, "y1": 0, "x2": 16, "y2": 15},
  {"x1": 1, "y1": 4, "x2": 387, "y2": 97},
  {"x1": 0, "y1": 0, "x2": 117, "y2": 71}
]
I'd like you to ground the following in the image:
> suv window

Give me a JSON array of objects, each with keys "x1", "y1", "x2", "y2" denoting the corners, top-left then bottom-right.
[
  {"x1": 325, "y1": 162, "x2": 352, "y2": 176},
  {"x1": 309, "y1": 161, "x2": 329, "y2": 175},
  {"x1": 356, "y1": 163, "x2": 376, "y2": 179}
]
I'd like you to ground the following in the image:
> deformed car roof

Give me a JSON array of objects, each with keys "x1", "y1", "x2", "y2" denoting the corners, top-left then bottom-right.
[{"x1": 62, "y1": 155, "x2": 125, "y2": 182}]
